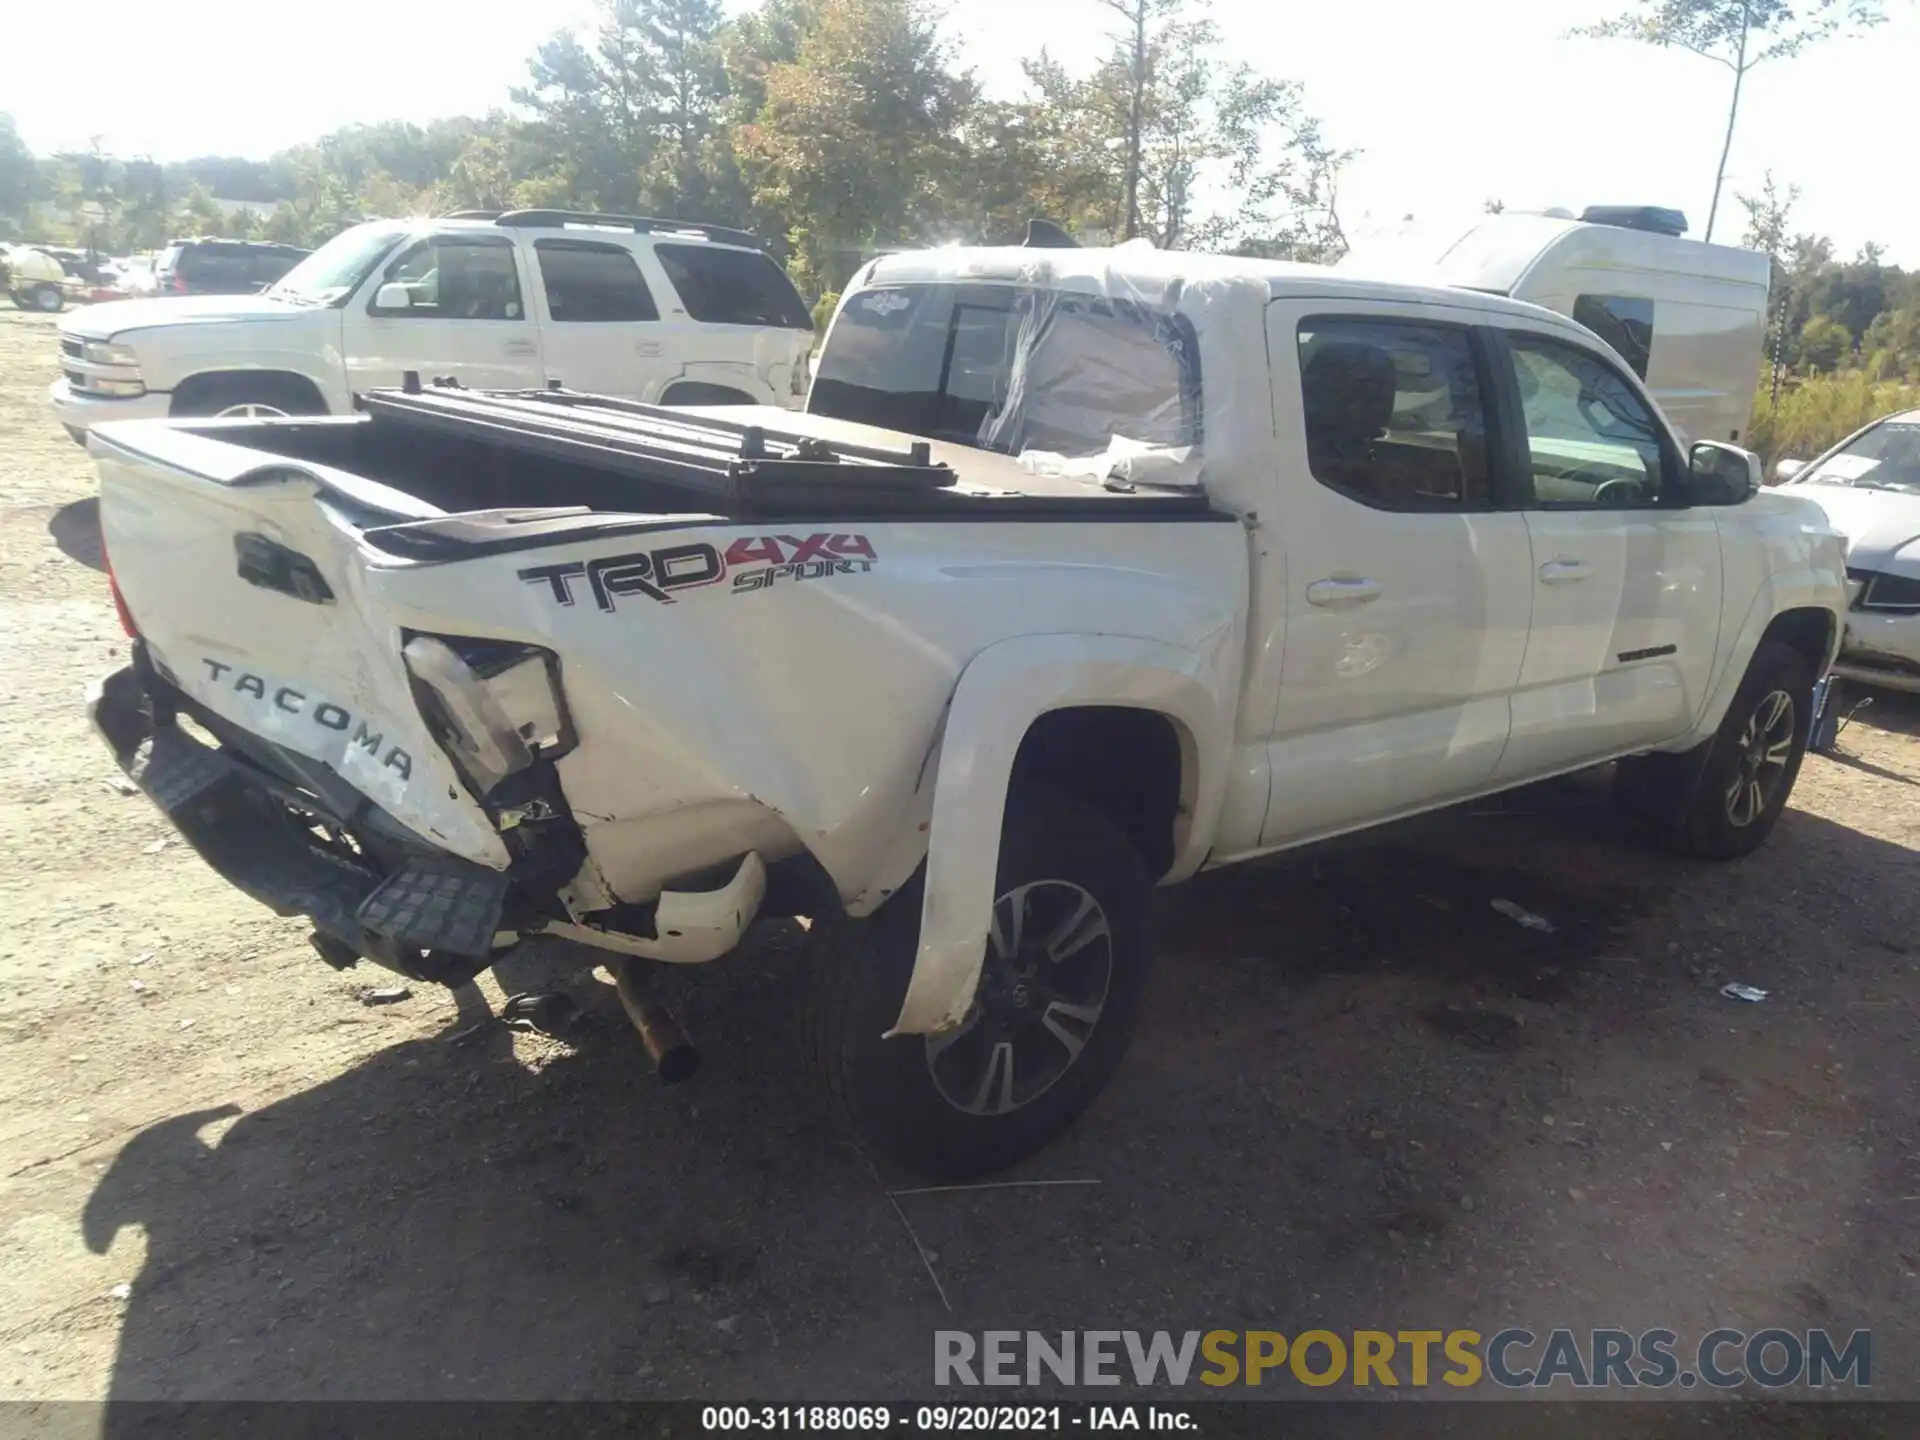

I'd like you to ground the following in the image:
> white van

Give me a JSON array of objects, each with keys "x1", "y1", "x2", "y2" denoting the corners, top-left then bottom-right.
[{"x1": 1342, "y1": 207, "x2": 1772, "y2": 448}]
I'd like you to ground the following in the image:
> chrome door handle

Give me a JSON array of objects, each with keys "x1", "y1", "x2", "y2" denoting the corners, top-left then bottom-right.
[
  {"x1": 1305, "y1": 577, "x2": 1384, "y2": 609},
  {"x1": 504, "y1": 339, "x2": 537, "y2": 357},
  {"x1": 1539, "y1": 558, "x2": 1593, "y2": 585}
]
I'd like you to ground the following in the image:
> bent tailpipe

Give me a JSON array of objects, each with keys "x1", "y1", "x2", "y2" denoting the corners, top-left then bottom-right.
[{"x1": 612, "y1": 962, "x2": 700, "y2": 1085}]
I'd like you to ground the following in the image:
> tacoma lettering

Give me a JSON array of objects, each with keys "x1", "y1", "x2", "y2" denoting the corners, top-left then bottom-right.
[{"x1": 201, "y1": 659, "x2": 412, "y2": 781}]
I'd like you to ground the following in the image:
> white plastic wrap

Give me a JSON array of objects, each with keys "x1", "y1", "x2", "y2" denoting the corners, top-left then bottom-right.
[{"x1": 847, "y1": 243, "x2": 1284, "y2": 493}]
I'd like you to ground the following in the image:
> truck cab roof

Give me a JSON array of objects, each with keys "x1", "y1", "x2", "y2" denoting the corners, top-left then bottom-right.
[{"x1": 858, "y1": 241, "x2": 1596, "y2": 333}]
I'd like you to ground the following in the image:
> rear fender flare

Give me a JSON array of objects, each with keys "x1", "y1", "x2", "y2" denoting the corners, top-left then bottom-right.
[{"x1": 890, "y1": 633, "x2": 1230, "y2": 1037}]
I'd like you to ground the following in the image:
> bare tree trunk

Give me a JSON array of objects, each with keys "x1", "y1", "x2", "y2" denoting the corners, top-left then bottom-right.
[
  {"x1": 1124, "y1": 1, "x2": 1145, "y2": 240},
  {"x1": 1704, "y1": 0, "x2": 1752, "y2": 243}
]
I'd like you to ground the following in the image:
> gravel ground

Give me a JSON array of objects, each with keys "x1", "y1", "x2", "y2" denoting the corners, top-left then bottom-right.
[{"x1": 0, "y1": 307, "x2": 1914, "y2": 1424}]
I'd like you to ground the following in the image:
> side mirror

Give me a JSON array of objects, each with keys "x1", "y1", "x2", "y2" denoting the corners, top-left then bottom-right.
[
  {"x1": 1773, "y1": 457, "x2": 1808, "y2": 483},
  {"x1": 1688, "y1": 440, "x2": 1763, "y2": 505},
  {"x1": 373, "y1": 282, "x2": 412, "y2": 311}
]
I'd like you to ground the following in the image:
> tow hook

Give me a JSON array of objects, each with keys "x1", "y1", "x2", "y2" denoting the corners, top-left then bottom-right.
[{"x1": 611, "y1": 960, "x2": 700, "y2": 1084}]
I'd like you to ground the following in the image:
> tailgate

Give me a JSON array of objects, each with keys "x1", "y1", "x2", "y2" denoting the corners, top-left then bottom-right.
[{"x1": 91, "y1": 419, "x2": 507, "y2": 867}]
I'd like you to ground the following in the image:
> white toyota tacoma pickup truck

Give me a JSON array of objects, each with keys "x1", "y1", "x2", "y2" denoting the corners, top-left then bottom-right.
[
  {"x1": 85, "y1": 241, "x2": 1848, "y2": 1178},
  {"x1": 50, "y1": 209, "x2": 817, "y2": 442}
]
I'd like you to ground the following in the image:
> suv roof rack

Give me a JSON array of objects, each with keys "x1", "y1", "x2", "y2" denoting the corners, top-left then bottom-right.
[{"x1": 443, "y1": 209, "x2": 762, "y2": 250}]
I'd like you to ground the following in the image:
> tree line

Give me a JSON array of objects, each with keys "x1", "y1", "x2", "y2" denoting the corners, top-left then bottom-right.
[
  {"x1": 0, "y1": 0, "x2": 1348, "y2": 309},
  {"x1": 2, "y1": 0, "x2": 1914, "y2": 387}
]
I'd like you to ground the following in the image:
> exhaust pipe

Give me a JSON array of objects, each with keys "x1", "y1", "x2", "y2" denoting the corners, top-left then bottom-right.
[{"x1": 612, "y1": 962, "x2": 700, "y2": 1084}]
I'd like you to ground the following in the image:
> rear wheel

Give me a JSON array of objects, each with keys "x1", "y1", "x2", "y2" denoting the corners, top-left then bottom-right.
[
  {"x1": 32, "y1": 284, "x2": 63, "y2": 313},
  {"x1": 808, "y1": 790, "x2": 1151, "y2": 1179},
  {"x1": 1615, "y1": 639, "x2": 1814, "y2": 860}
]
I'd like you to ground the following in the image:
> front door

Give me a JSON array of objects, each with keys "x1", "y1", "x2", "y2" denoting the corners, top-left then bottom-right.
[
  {"x1": 1488, "y1": 326, "x2": 1725, "y2": 780},
  {"x1": 1259, "y1": 302, "x2": 1534, "y2": 847},
  {"x1": 341, "y1": 233, "x2": 545, "y2": 395}
]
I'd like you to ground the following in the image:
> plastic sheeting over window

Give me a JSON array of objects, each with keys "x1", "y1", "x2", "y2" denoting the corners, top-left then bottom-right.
[
  {"x1": 810, "y1": 244, "x2": 1283, "y2": 490},
  {"x1": 976, "y1": 290, "x2": 1198, "y2": 467}
]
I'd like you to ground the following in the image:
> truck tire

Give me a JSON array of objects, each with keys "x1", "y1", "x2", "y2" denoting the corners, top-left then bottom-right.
[
  {"x1": 31, "y1": 283, "x2": 63, "y2": 313},
  {"x1": 809, "y1": 790, "x2": 1151, "y2": 1179},
  {"x1": 171, "y1": 374, "x2": 325, "y2": 420},
  {"x1": 1615, "y1": 639, "x2": 1814, "y2": 860}
]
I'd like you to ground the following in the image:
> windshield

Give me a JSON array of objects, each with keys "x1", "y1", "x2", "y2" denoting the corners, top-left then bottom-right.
[
  {"x1": 264, "y1": 222, "x2": 410, "y2": 306},
  {"x1": 1797, "y1": 419, "x2": 1920, "y2": 494},
  {"x1": 809, "y1": 282, "x2": 1201, "y2": 459}
]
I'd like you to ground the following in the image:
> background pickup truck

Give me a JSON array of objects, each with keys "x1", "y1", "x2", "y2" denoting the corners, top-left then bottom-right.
[
  {"x1": 85, "y1": 242, "x2": 1848, "y2": 1179},
  {"x1": 49, "y1": 209, "x2": 817, "y2": 442}
]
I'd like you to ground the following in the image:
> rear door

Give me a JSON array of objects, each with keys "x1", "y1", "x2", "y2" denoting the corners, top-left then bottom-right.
[
  {"x1": 526, "y1": 237, "x2": 679, "y2": 399},
  {"x1": 649, "y1": 242, "x2": 816, "y2": 403},
  {"x1": 1259, "y1": 300, "x2": 1534, "y2": 847},
  {"x1": 1487, "y1": 324, "x2": 1724, "y2": 780},
  {"x1": 340, "y1": 232, "x2": 545, "y2": 394}
]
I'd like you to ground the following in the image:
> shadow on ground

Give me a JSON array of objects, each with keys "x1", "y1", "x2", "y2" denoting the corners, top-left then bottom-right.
[
  {"x1": 49, "y1": 496, "x2": 104, "y2": 572},
  {"x1": 81, "y1": 785, "x2": 1919, "y2": 1423}
]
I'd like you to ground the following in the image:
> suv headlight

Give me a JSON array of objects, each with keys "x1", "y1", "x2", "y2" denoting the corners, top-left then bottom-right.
[{"x1": 83, "y1": 340, "x2": 139, "y2": 366}]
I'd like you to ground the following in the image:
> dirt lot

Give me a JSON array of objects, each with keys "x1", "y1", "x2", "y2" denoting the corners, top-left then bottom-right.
[{"x1": 0, "y1": 306, "x2": 1915, "y2": 1419}]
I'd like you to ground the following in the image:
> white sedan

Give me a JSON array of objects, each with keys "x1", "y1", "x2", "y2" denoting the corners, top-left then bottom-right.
[{"x1": 1780, "y1": 408, "x2": 1920, "y2": 693}]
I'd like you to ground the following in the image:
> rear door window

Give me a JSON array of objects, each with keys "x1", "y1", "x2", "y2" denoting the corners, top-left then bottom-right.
[
  {"x1": 1296, "y1": 317, "x2": 1493, "y2": 509},
  {"x1": 810, "y1": 282, "x2": 1201, "y2": 456},
  {"x1": 653, "y1": 244, "x2": 813, "y2": 330},
  {"x1": 179, "y1": 244, "x2": 256, "y2": 290},
  {"x1": 534, "y1": 239, "x2": 660, "y2": 322}
]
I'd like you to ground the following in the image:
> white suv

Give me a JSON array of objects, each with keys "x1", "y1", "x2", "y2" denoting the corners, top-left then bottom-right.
[{"x1": 50, "y1": 210, "x2": 817, "y2": 440}]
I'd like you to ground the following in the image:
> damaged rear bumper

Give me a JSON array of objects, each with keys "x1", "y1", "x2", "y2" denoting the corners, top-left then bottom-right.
[
  {"x1": 90, "y1": 659, "x2": 768, "y2": 974},
  {"x1": 90, "y1": 662, "x2": 513, "y2": 974}
]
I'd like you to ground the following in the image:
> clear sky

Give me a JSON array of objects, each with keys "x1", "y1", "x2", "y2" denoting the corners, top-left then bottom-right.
[{"x1": 5, "y1": 0, "x2": 1916, "y2": 263}]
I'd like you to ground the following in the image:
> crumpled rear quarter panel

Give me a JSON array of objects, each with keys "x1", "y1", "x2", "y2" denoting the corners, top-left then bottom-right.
[{"x1": 366, "y1": 516, "x2": 1247, "y2": 907}]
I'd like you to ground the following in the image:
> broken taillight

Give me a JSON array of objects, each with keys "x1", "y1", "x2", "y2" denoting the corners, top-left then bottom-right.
[{"x1": 101, "y1": 534, "x2": 138, "y2": 638}]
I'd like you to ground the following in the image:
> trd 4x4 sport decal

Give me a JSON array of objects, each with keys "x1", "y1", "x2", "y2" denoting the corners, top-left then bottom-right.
[{"x1": 517, "y1": 533, "x2": 878, "y2": 611}]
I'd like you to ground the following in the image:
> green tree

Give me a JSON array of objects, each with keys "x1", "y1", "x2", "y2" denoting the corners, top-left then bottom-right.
[
  {"x1": 119, "y1": 160, "x2": 170, "y2": 250},
  {"x1": 1798, "y1": 313, "x2": 1851, "y2": 371},
  {"x1": 1863, "y1": 305, "x2": 1920, "y2": 379},
  {"x1": 1572, "y1": 2, "x2": 1893, "y2": 241},
  {"x1": 1011, "y1": 0, "x2": 1349, "y2": 256},
  {"x1": 0, "y1": 114, "x2": 39, "y2": 235},
  {"x1": 178, "y1": 183, "x2": 224, "y2": 236},
  {"x1": 517, "y1": 0, "x2": 741, "y2": 219},
  {"x1": 1737, "y1": 169, "x2": 1798, "y2": 262},
  {"x1": 733, "y1": 0, "x2": 977, "y2": 292},
  {"x1": 635, "y1": 0, "x2": 738, "y2": 217}
]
